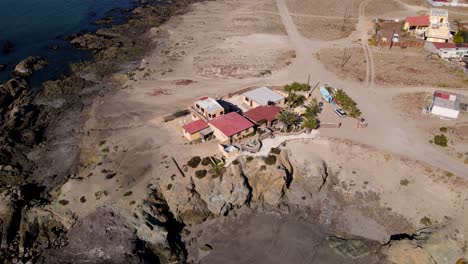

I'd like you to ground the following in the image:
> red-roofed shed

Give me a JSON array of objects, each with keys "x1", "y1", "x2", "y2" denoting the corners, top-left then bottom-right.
[
  {"x1": 209, "y1": 112, "x2": 254, "y2": 143},
  {"x1": 243, "y1": 106, "x2": 281, "y2": 127},
  {"x1": 182, "y1": 119, "x2": 211, "y2": 141}
]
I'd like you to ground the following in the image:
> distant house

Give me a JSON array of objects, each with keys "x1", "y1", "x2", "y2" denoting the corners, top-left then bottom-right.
[
  {"x1": 182, "y1": 119, "x2": 213, "y2": 141},
  {"x1": 189, "y1": 97, "x2": 225, "y2": 121},
  {"x1": 403, "y1": 16, "x2": 430, "y2": 38},
  {"x1": 425, "y1": 42, "x2": 468, "y2": 58},
  {"x1": 209, "y1": 112, "x2": 254, "y2": 143},
  {"x1": 242, "y1": 87, "x2": 286, "y2": 109},
  {"x1": 426, "y1": 8, "x2": 450, "y2": 43},
  {"x1": 429, "y1": 91, "x2": 461, "y2": 119},
  {"x1": 243, "y1": 106, "x2": 281, "y2": 127}
]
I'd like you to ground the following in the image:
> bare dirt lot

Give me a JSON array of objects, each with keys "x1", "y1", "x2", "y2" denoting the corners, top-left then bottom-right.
[
  {"x1": 365, "y1": 0, "x2": 407, "y2": 17},
  {"x1": 292, "y1": 16, "x2": 357, "y2": 41},
  {"x1": 285, "y1": 0, "x2": 364, "y2": 18},
  {"x1": 194, "y1": 34, "x2": 294, "y2": 79},
  {"x1": 373, "y1": 47, "x2": 468, "y2": 87},
  {"x1": 316, "y1": 46, "x2": 366, "y2": 82},
  {"x1": 391, "y1": 92, "x2": 468, "y2": 163}
]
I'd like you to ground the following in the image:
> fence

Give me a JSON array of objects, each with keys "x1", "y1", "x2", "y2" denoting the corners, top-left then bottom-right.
[
  {"x1": 379, "y1": 41, "x2": 425, "y2": 48},
  {"x1": 163, "y1": 109, "x2": 190, "y2": 122}
]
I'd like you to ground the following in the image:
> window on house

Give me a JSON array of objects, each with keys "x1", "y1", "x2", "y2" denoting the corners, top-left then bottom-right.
[
  {"x1": 245, "y1": 97, "x2": 249, "y2": 102},
  {"x1": 212, "y1": 114, "x2": 216, "y2": 118},
  {"x1": 220, "y1": 111, "x2": 224, "y2": 115},
  {"x1": 237, "y1": 132, "x2": 241, "y2": 137}
]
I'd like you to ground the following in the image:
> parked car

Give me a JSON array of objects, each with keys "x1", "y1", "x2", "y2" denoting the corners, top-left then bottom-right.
[{"x1": 334, "y1": 108, "x2": 347, "y2": 118}]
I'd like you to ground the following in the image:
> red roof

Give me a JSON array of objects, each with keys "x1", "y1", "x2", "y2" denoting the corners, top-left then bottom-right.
[
  {"x1": 243, "y1": 106, "x2": 281, "y2": 123},
  {"x1": 405, "y1": 16, "x2": 430, "y2": 27},
  {"x1": 432, "y1": 42, "x2": 468, "y2": 49},
  {"x1": 209, "y1": 112, "x2": 253, "y2": 137},
  {"x1": 434, "y1": 91, "x2": 456, "y2": 100},
  {"x1": 182, "y1": 119, "x2": 209, "y2": 134}
]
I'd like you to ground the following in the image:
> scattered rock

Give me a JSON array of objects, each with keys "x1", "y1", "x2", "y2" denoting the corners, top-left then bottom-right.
[{"x1": 14, "y1": 56, "x2": 48, "y2": 77}]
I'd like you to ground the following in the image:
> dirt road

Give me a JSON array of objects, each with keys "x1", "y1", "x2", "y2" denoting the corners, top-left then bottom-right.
[{"x1": 273, "y1": 0, "x2": 467, "y2": 177}]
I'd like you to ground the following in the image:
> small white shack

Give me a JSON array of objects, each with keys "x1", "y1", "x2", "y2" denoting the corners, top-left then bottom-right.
[
  {"x1": 429, "y1": 91, "x2": 461, "y2": 119},
  {"x1": 242, "y1": 87, "x2": 286, "y2": 109}
]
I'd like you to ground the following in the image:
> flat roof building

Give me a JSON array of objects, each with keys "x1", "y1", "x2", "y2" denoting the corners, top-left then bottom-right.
[
  {"x1": 190, "y1": 96, "x2": 225, "y2": 121},
  {"x1": 430, "y1": 91, "x2": 462, "y2": 119},
  {"x1": 242, "y1": 87, "x2": 286, "y2": 108}
]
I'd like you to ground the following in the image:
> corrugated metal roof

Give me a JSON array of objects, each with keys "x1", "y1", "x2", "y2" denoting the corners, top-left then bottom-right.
[
  {"x1": 243, "y1": 87, "x2": 285, "y2": 106},
  {"x1": 210, "y1": 112, "x2": 253, "y2": 137}
]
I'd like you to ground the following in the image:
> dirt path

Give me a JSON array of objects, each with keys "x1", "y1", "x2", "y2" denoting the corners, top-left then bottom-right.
[
  {"x1": 273, "y1": 0, "x2": 467, "y2": 177},
  {"x1": 358, "y1": 0, "x2": 376, "y2": 86}
]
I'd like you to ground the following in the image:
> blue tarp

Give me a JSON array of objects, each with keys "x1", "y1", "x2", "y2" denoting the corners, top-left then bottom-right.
[{"x1": 320, "y1": 86, "x2": 333, "y2": 102}]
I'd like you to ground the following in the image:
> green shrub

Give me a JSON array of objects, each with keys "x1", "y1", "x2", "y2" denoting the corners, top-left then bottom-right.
[
  {"x1": 420, "y1": 216, "x2": 432, "y2": 226},
  {"x1": 439, "y1": 127, "x2": 447, "y2": 133},
  {"x1": 283, "y1": 82, "x2": 309, "y2": 92},
  {"x1": 260, "y1": 165, "x2": 267, "y2": 171},
  {"x1": 101, "y1": 147, "x2": 110, "y2": 153},
  {"x1": 433, "y1": 134, "x2": 448, "y2": 147},
  {"x1": 123, "y1": 191, "x2": 133, "y2": 197},
  {"x1": 58, "y1": 200, "x2": 69, "y2": 205},
  {"x1": 334, "y1": 89, "x2": 361, "y2": 118},
  {"x1": 167, "y1": 183, "x2": 173, "y2": 190},
  {"x1": 187, "y1": 156, "x2": 201, "y2": 168},
  {"x1": 270, "y1": 147, "x2": 281, "y2": 155},
  {"x1": 80, "y1": 196, "x2": 86, "y2": 203},
  {"x1": 246, "y1": 156, "x2": 254, "y2": 162},
  {"x1": 232, "y1": 159, "x2": 239, "y2": 165},
  {"x1": 195, "y1": 170, "x2": 207, "y2": 179},
  {"x1": 201, "y1": 157, "x2": 211, "y2": 166},
  {"x1": 264, "y1": 155, "x2": 277, "y2": 165},
  {"x1": 98, "y1": 140, "x2": 106, "y2": 146},
  {"x1": 400, "y1": 179, "x2": 409, "y2": 186}
]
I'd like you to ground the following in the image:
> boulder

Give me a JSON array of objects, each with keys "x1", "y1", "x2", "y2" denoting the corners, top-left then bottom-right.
[
  {"x1": 14, "y1": 56, "x2": 48, "y2": 77},
  {"x1": 192, "y1": 164, "x2": 250, "y2": 216},
  {"x1": 70, "y1": 34, "x2": 108, "y2": 50}
]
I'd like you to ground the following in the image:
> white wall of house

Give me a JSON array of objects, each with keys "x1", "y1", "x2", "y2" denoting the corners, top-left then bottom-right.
[
  {"x1": 431, "y1": 105, "x2": 460, "y2": 119},
  {"x1": 438, "y1": 48, "x2": 468, "y2": 58}
]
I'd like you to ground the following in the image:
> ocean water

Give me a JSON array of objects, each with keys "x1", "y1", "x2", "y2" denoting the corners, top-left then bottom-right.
[{"x1": 0, "y1": 0, "x2": 137, "y2": 86}]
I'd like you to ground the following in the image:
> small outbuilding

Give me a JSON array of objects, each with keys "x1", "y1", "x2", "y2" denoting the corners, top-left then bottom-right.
[
  {"x1": 242, "y1": 87, "x2": 286, "y2": 108},
  {"x1": 209, "y1": 112, "x2": 254, "y2": 143},
  {"x1": 403, "y1": 15, "x2": 430, "y2": 37},
  {"x1": 429, "y1": 91, "x2": 461, "y2": 119},
  {"x1": 425, "y1": 42, "x2": 468, "y2": 58},
  {"x1": 243, "y1": 106, "x2": 281, "y2": 127},
  {"x1": 182, "y1": 119, "x2": 213, "y2": 141}
]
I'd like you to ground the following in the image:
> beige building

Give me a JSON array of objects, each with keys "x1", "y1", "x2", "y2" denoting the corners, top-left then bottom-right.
[
  {"x1": 189, "y1": 97, "x2": 225, "y2": 121},
  {"x1": 403, "y1": 16, "x2": 430, "y2": 38},
  {"x1": 242, "y1": 87, "x2": 286, "y2": 109},
  {"x1": 181, "y1": 119, "x2": 213, "y2": 141},
  {"x1": 209, "y1": 112, "x2": 254, "y2": 143},
  {"x1": 426, "y1": 8, "x2": 450, "y2": 43}
]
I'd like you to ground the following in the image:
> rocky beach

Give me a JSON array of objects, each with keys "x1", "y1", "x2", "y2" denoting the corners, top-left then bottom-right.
[{"x1": 1, "y1": 0, "x2": 468, "y2": 263}]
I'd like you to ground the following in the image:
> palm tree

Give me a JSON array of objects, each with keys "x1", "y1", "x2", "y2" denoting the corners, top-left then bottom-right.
[
  {"x1": 276, "y1": 109, "x2": 299, "y2": 131},
  {"x1": 302, "y1": 116, "x2": 318, "y2": 132},
  {"x1": 304, "y1": 98, "x2": 320, "y2": 118},
  {"x1": 287, "y1": 92, "x2": 306, "y2": 108}
]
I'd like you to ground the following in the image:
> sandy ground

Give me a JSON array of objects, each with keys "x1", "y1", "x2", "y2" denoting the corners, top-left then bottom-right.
[
  {"x1": 317, "y1": 46, "x2": 366, "y2": 82},
  {"x1": 47, "y1": 0, "x2": 468, "y2": 261}
]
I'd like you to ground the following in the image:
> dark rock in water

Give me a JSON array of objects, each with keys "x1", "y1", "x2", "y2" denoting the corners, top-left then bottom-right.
[
  {"x1": 70, "y1": 33, "x2": 107, "y2": 50},
  {"x1": 0, "y1": 64, "x2": 6, "y2": 72},
  {"x1": 46, "y1": 44, "x2": 59, "y2": 50},
  {"x1": 13, "y1": 56, "x2": 48, "y2": 77},
  {"x1": 93, "y1": 16, "x2": 115, "y2": 25},
  {"x1": 1, "y1": 40, "x2": 14, "y2": 54}
]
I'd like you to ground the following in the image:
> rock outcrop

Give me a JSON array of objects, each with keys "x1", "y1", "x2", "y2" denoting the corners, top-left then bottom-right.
[{"x1": 13, "y1": 56, "x2": 48, "y2": 77}]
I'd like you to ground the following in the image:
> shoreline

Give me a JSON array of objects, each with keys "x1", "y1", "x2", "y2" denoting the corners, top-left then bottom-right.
[{"x1": 0, "y1": 0, "x2": 200, "y2": 262}]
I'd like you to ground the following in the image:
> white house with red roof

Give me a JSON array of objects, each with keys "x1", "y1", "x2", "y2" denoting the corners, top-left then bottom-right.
[
  {"x1": 429, "y1": 91, "x2": 462, "y2": 119},
  {"x1": 209, "y1": 112, "x2": 254, "y2": 143},
  {"x1": 403, "y1": 16, "x2": 430, "y2": 38},
  {"x1": 425, "y1": 42, "x2": 468, "y2": 58}
]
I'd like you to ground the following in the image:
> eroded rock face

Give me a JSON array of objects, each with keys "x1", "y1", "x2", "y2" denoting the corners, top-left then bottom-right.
[
  {"x1": 14, "y1": 56, "x2": 48, "y2": 77},
  {"x1": 39, "y1": 207, "x2": 138, "y2": 264},
  {"x1": 70, "y1": 34, "x2": 108, "y2": 50}
]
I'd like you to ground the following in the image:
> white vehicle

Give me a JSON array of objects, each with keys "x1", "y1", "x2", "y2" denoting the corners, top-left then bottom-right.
[
  {"x1": 334, "y1": 108, "x2": 347, "y2": 118},
  {"x1": 392, "y1": 33, "x2": 399, "y2": 43}
]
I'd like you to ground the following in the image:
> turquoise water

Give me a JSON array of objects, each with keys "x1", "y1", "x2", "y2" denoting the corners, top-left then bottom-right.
[{"x1": 0, "y1": 0, "x2": 136, "y2": 85}]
